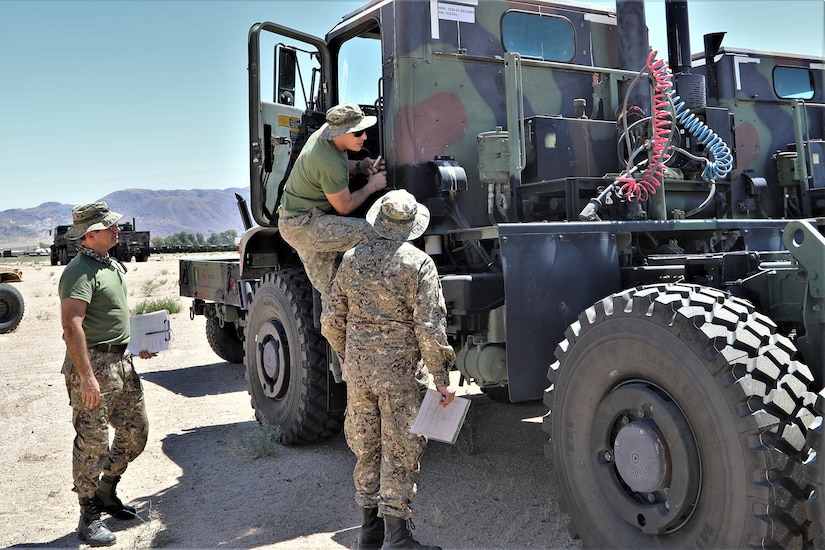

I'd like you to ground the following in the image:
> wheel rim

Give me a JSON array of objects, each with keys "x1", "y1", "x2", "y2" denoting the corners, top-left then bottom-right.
[
  {"x1": 255, "y1": 317, "x2": 290, "y2": 399},
  {"x1": 0, "y1": 297, "x2": 8, "y2": 322},
  {"x1": 591, "y1": 381, "x2": 701, "y2": 535}
]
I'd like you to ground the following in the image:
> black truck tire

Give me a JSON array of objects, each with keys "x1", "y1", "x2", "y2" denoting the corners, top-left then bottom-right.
[
  {"x1": 244, "y1": 269, "x2": 343, "y2": 445},
  {"x1": 0, "y1": 283, "x2": 25, "y2": 334},
  {"x1": 544, "y1": 283, "x2": 815, "y2": 548},
  {"x1": 205, "y1": 316, "x2": 244, "y2": 363},
  {"x1": 806, "y1": 390, "x2": 824, "y2": 548}
]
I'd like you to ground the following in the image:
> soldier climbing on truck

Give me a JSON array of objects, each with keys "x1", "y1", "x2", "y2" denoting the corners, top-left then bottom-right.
[{"x1": 179, "y1": 0, "x2": 824, "y2": 547}]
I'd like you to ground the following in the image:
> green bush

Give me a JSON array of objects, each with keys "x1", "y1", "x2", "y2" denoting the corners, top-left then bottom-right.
[
  {"x1": 237, "y1": 420, "x2": 281, "y2": 458},
  {"x1": 133, "y1": 297, "x2": 182, "y2": 315}
]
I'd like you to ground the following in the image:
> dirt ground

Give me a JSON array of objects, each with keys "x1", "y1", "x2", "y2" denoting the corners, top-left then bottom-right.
[{"x1": 0, "y1": 253, "x2": 581, "y2": 549}]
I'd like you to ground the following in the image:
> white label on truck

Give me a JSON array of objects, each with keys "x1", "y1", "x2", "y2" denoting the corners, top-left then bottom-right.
[
  {"x1": 439, "y1": 1, "x2": 475, "y2": 23},
  {"x1": 431, "y1": 0, "x2": 477, "y2": 39}
]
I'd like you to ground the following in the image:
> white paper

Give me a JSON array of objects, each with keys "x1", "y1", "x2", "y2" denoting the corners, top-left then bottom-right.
[
  {"x1": 128, "y1": 310, "x2": 171, "y2": 355},
  {"x1": 410, "y1": 389, "x2": 470, "y2": 444}
]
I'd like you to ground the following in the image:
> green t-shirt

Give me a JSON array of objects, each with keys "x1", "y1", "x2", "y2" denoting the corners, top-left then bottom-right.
[
  {"x1": 279, "y1": 129, "x2": 348, "y2": 214},
  {"x1": 58, "y1": 253, "x2": 130, "y2": 347}
]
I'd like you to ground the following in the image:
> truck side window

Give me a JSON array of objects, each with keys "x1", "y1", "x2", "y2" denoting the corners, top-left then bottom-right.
[
  {"x1": 501, "y1": 11, "x2": 574, "y2": 62},
  {"x1": 338, "y1": 35, "x2": 382, "y2": 105},
  {"x1": 774, "y1": 66, "x2": 815, "y2": 99}
]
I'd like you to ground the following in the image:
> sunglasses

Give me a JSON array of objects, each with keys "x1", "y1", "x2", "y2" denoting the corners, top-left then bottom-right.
[{"x1": 351, "y1": 129, "x2": 366, "y2": 138}]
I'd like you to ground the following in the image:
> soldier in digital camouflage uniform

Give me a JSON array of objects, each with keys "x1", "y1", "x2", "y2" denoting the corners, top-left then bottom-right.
[
  {"x1": 322, "y1": 190, "x2": 457, "y2": 550},
  {"x1": 59, "y1": 201, "x2": 155, "y2": 547},
  {"x1": 277, "y1": 103, "x2": 387, "y2": 309}
]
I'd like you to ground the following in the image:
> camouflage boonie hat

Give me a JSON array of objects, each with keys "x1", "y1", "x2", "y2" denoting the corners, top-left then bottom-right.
[
  {"x1": 367, "y1": 190, "x2": 430, "y2": 242},
  {"x1": 318, "y1": 103, "x2": 377, "y2": 140},
  {"x1": 66, "y1": 201, "x2": 123, "y2": 240}
]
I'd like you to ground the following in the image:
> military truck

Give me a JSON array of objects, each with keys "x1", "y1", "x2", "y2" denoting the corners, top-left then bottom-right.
[
  {"x1": 112, "y1": 219, "x2": 151, "y2": 263},
  {"x1": 49, "y1": 224, "x2": 74, "y2": 266},
  {"x1": 51, "y1": 218, "x2": 150, "y2": 265},
  {"x1": 0, "y1": 267, "x2": 24, "y2": 334},
  {"x1": 179, "y1": 0, "x2": 824, "y2": 546}
]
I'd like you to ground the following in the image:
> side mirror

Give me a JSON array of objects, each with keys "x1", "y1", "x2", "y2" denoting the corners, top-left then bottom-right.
[{"x1": 277, "y1": 46, "x2": 297, "y2": 105}]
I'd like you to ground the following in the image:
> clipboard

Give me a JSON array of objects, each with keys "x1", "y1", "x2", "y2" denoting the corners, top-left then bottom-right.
[
  {"x1": 128, "y1": 310, "x2": 171, "y2": 355},
  {"x1": 410, "y1": 389, "x2": 470, "y2": 444}
]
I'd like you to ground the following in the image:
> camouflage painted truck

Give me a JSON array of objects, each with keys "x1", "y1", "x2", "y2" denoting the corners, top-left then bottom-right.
[
  {"x1": 51, "y1": 218, "x2": 150, "y2": 265},
  {"x1": 179, "y1": 0, "x2": 824, "y2": 546}
]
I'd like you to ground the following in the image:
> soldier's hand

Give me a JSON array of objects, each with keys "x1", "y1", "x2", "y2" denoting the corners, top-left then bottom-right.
[
  {"x1": 80, "y1": 375, "x2": 102, "y2": 408},
  {"x1": 137, "y1": 350, "x2": 157, "y2": 359},
  {"x1": 368, "y1": 171, "x2": 387, "y2": 193},
  {"x1": 436, "y1": 384, "x2": 456, "y2": 407},
  {"x1": 363, "y1": 156, "x2": 385, "y2": 174}
]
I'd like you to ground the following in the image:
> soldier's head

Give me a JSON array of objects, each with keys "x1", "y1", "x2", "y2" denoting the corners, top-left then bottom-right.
[
  {"x1": 367, "y1": 190, "x2": 430, "y2": 242},
  {"x1": 320, "y1": 103, "x2": 376, "y2": 153},
  {"x1": 67, "y1": 201, "x2": 122, "y2": 252}
]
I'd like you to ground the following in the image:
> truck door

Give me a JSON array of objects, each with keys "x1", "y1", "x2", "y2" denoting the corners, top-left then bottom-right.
[{"x1": 247, "y1": 23, "x2": 331, "y2": 228}]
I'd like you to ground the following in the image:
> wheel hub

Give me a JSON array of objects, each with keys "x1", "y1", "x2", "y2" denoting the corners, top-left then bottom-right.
[
  {"x1": 613, "y1": 419, "x2": 669, "y2": 493},
  {"x1": 591, "y1": 382, "x2": 701, "y2": 534},
  {"x1": 255, "y1": 318, "x2": 290, "y2": 399}
]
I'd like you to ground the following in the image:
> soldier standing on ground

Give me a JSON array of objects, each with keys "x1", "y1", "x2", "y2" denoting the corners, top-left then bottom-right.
[
  {"x1": 59, "y1": 201, "x2": 154, "y2": 547},
  {"x1": 277, "y1": 103, "x2": 387, "y2": 308},
  {"x1": 322, "y1": 190, "x2": 456, "y2": 550}
]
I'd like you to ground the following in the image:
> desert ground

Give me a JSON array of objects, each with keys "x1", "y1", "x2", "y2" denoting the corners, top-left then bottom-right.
[{"x1": 0, "y1": 253, "x2": 580, "y2": 549}]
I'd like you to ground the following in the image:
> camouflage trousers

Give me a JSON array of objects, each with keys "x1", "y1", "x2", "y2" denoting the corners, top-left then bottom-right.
[
  {"x1": 63, "y1": 349, "x2": 149, "y2": 500},
  {"x1": 278, "y1": 208, "x2": 377, "y2": 302},
  {"x1": 345, "y1": 379, "x2": 428, "y2": 520}
]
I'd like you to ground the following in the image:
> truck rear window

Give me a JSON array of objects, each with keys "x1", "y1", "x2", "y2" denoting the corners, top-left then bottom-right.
[
  {"x1": 501, "y1": 11, "x2": 574, "y2": 62},
  {"x1": 773, "y1": 66, "x2": 815, "y2": 99}
]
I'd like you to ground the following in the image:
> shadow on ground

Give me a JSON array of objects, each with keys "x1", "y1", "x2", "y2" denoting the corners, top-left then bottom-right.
[{"x1": 141, "y1": 361, "x2": 247, "y2": 398}]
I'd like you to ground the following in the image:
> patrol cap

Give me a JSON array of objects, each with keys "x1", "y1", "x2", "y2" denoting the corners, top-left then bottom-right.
[
  {"x1": 318, "y1": 103, "x2": 377, "y2": 140},
  {"x1": 367, "y1": 190, "x2": 430, "y2": 242},
  {"x1": 66, "y1": 201, "x2": 123, "y2": 240}
]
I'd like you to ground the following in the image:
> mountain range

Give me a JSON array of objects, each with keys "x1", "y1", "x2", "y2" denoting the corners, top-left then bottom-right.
[{"x1": 0, "y1": 188, "x2": 251, "y2": 251}]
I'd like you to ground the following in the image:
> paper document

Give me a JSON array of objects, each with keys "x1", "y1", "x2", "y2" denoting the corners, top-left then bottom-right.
[
  {"x1": 128, "y1": 310, "x2": 171, "y2": 355},
  {"x1": 410, "y1": 389, "x2": 471, "y2": 444}
]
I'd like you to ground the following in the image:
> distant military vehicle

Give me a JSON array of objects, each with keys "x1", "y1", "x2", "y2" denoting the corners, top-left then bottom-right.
[
  {"x1": 49, "y1": 224, "x2": 74, "y2": 266},
  {"x1": 0, "y1": 267, "x2": 24, "y2": 334},
  {"x1": 112, "y1": 219, "x2": 151, "y2": 263},
  {"x1": 51, "y1": 218, "x2": 150, "y2": 265}
]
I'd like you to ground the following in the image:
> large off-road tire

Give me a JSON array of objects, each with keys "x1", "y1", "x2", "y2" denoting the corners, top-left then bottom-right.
[
  {"x1": 544, "y1": 283, "x2": 815, "y2": 548},
  {"x1": 805, "y1": 390, "x2": 824, "y2": 547},
  {"x1": 244, "y1": 269, "x2": 343, "y2": 445},
  {"x1": 0, "y1": 283, "x2": 25, "y2": 334},
  {"x1": 205, "y1": 316, "x2": 244, "y2": 363}
]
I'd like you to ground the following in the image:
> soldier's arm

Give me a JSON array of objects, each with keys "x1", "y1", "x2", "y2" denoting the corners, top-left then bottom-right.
[
  {"x1": 320, "y1": 277, "x2": 349, "y2": 361},
  {"x1": 61, "y1": 297, "x2": 101, "y2": 408},
  {"x1": 326, "y1": 171, "x2": 387, "y2": 215},
  {"x1": 413, "y1": 258, "x2": 455, "y2": 388}
]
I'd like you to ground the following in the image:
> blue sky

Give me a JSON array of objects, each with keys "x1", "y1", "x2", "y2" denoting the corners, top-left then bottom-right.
[{"x1": 1, "y1": 0, "x2": 823, "y2": 211}]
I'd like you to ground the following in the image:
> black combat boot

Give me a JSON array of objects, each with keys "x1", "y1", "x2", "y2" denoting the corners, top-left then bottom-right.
[
  {"x1": 94, "y1": 475, "x2": 138, "y2": 520},
  {"x1": 381, "y1": 515, "x2": 441, "y2": 550},
  {"x1": 356, "y1": 507, "x2": 384, "y2": 550},
  {"x1": 78, "y1": 497, "x2": 116, "y2": 547}
]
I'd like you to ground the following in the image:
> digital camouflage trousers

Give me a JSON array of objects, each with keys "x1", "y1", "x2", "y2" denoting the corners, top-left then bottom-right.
[{"x1": 63, "y1": 349, "x2": 149, "y2": 500}]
